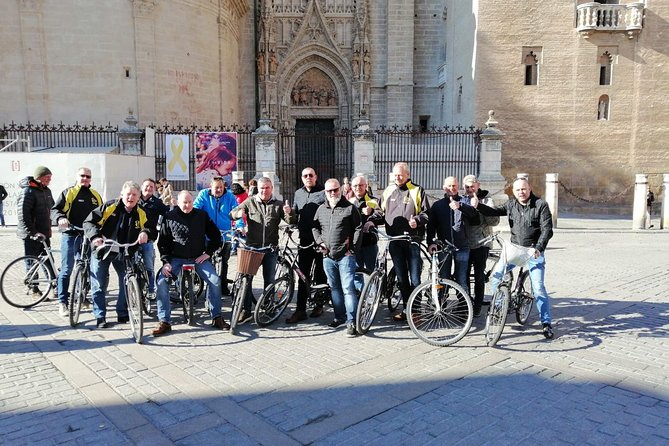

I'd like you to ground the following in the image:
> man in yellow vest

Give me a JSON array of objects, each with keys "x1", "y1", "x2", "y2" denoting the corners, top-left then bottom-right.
[{"x1": 377, "y1": 162, "x2": 430, "y2": 322}]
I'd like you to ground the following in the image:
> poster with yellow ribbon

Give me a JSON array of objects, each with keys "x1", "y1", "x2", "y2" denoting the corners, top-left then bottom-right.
[{"x1": 165, "y1": 134, "x2": 189, "y2": 181}]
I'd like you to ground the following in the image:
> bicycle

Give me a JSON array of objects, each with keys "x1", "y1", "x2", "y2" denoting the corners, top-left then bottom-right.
[
  {"x1": 478, "y1": 233, "x2": 535, "y2": 347},
  {"x1": 406, "y1": 239, "x2": 474, "y2": 347},
  {"x1": 355, "y1": 231, "x2": 415, "y2": 335},
  {"x1": 385, "y1": 238, "x2": 432, "y2": 313},
  {"x1": 254, "y1": 225, "x2": 331, "y2": 327},
  {"x1": 1, "y1": 234, "x2": 59, "y2": 308},
  {"x1": 67, "y1": 229, "x2": 92, "y2": 327},
  {"x1": 96, "y1": 239, "x2": 145, "y2": 343},
  {"x1": 229, "y1": 236, "x2": 271, "y2": 333}
]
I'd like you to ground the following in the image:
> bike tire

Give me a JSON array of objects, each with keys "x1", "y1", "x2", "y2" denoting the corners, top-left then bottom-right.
[
  {"x1": 385, "y1": 268, "x2": 402, "y2": 312},
  {"x1": 184, "y1": 272, "x2": 195, "y2": 326},
  {"x1": 254, "y1": 276, "x2": 294, "y2": 327},
  {"x1": 180, "y1": 272, "x2": 193, "y2": 325},
  {"x1": 356, "y1": 270, "x2": 384, "y2": 335},
  {"x1": 0, "y1": 256, "x2": 53, "y2": 308},
  {"x1": 485, "y1": 286, "x2": 510, "y2": 347},
  {"x1": 515, "y1": 271, "x2": 534, "y2": 325},
  {"x1": 229, "y1": 275, "x2": 248, "y2": 333},
  {"x1": 127, "y1": 277, "x2": 144, "y2": 344},
  {"x1": 68, "y1": 263, "x2": 86, "y2": 327},
  {"x1": 407, "y1": 278, "x2": 473, "y2": 347},
  {"x1": 137, "y1": 262, "x2": 153, "y2": 317}
]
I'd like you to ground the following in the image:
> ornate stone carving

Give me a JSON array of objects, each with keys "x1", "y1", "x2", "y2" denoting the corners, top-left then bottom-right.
[{"x1": 290, "y1": 68, "x2": 338, "y2": 107}]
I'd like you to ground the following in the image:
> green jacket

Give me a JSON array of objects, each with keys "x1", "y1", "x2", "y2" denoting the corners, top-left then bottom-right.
[{"x1": 230, "y1": 195, "x2": 295, "y2": 248}]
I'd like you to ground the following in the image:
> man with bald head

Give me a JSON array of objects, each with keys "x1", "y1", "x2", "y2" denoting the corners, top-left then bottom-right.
[
  {"x1": 154, "y1": 190, "x2": 228, "y2": 335},
  {"x1": 471, "y1": 177, "x2": 555, "y2": 339}
]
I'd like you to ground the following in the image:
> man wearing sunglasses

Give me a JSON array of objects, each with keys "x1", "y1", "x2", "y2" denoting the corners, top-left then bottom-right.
[
  {"x1": 285, "y1": 167, "x2": 327, "y2": 324},
  {"x1": 51, "y1": 168, "x2": 103, "y2": 317}
]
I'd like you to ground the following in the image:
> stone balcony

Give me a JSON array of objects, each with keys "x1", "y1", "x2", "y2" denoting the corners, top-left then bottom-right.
[{"x1": 576, "y1": 2, "x2": 645, "y2": 39}]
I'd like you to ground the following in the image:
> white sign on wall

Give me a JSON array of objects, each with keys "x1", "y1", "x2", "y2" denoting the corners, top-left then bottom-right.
[{"x1": 165, "y1": 134, "x2": 190, "y2": 181}]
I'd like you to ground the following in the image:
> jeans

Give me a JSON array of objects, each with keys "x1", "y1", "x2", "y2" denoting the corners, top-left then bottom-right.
[
  {"x1": 354, "y1": 244, "x2": 378, "y2": 293},
  {"x1": 243, "y1": 250, "x2": 277, "y2": 312},
  {"x1": 0, "y1": 201, "x2": 4, "y2": 226},
  {"x1": 323, "y1": 255, "x2": 358, "y2": 324},
  {"x1": 468, "y1": 246, "x2": 490, "y2": 311},
  {"x1": 90, "y1": 253, "x2": 127, "y2": 320},
  {"x1": 140, "y1": 242, "x2": 156, "y2": 293},
  {"x1": 155, "y1": 258, "x2": 221, "y2": 324},
  {"x1": 57, "y1": 232, "x2": 84, "y2": 305},
  {"x1": 437, "y1": 247, "x2": 470, "y2": 291},
  {"x1": 490, "y1": 252, "x2": 551, "y2": 324},
  {"x1": 388, "y1": 240, "x2": 422, "y2": 308},
  {"x1": 296, "y1": 247, "x2": 326, "y2": 312}
]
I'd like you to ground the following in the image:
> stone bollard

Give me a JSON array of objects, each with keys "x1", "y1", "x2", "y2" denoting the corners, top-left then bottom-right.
[
  {"x1": 545, "y1": 173, "x2": 559, "y2": 228},
  {"x1": 632, "y1": 173, "x2": 649, "y2": 230},
  {"x1": 662, "y1": 174, "x2": 669, "y2": 230}
]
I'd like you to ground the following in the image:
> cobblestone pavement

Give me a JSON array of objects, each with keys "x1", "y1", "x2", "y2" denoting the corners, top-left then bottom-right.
[{"x1": 0, "y1": 218, "x2": 668, "y2": 445}]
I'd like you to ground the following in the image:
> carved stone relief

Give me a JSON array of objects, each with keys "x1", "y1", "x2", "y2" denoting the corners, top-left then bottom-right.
[{"x1": 291, "y1": 68, "x2": 338, "y2": 106}]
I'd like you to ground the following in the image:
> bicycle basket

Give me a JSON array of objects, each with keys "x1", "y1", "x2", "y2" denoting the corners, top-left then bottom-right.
[{"x1": 237, "y1": 249, "x2": 265, "y2": 276}]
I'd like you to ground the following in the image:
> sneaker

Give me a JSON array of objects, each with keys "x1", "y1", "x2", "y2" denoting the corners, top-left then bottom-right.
[
  {"x1": 328, "y1": 319, "x2": 345, "y2": 328},
  {"x1": 542, "y1": 323, "x2": 554, "y2": 339},
  {"x1": 346, "y1": 324, "x2": 357, "y2": 337},
  {"x1": 211, "y1": 317, "x2": 230, "y2": 330},
  {"x1": 309, "y1": 305, "x2": 324, "y2": 318},
  {"x1": 152, "y1": 322, "x2": 172, "y2": 336},
  {"x1": 237, "y1": 309, "x2": 253, "y2": 324},
  {"x1": 59, "y1": 303, "x2": 69, "y2": 317},
  {"x1": 31, "y1": 287, "x2": 43, "y2": 300},
  {"x1": 96, "y1": 318, "x2": 109, "y2": 329},
  {"x1": 285, "y1": 310, "x2": 308, "y2": 324}
]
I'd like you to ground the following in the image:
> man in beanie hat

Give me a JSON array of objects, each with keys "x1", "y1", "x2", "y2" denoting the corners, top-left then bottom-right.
[{"x1": 17, "y1": 166, "x2": 55, "y2": 299}]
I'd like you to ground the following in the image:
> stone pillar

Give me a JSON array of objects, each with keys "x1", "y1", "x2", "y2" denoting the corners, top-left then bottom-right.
[
  {"x1": 117, "y1": 111, "x2": 143, "y2": 155},
  {"x1": 478, "y1": 111, "x2": 507, "y2": 202},
  {"x1": 661, "y1": 174, "x2": 669, "y2": 230},
  {"x1": 545, "y1": 173, "x2": 559, "y2": 228},
  {"x1": 632, "y1": 173, "x2": 649, "y2": 230},
  {"x1": 253, "y1": 119, "x2": 281, "y2": 199},
  {"x1": 352, "y1": 112, "x2": 377, "y2": 192}
]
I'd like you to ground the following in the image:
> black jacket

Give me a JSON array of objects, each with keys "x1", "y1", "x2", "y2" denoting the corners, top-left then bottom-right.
[
  {"x1": 293, "y1": 184, "x2": 325, "y2": 243},
  {"x1": 51, "y1": 184, "x2": 103, "y2": 233},
  {"x1": 0, "y1": 185, "x2": 7, "y2": 202},
  {"x1": 158, "y1": 207, "x2": 222, "y2": 263},
  {"x1": 17, "y1": 176, "x2": 54, "y2": 240},
  {"x1": 139, "y1": 194, "x2": 170, "y2": 240},
  {"x1": 83, "y1": 199, "x2": 152, "y2": 246},
  {"x1": 426, "y1": 194, "x2": 480, "y2": 249},
  {"x1": 477, "y1": 193, "x2": 553, "y2": 252},
  {"x1": 313, "y1": 198, "x2": 362, "y2": 260}
]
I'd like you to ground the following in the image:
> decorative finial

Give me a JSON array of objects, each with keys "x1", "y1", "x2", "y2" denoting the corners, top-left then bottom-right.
[{"x1": 485, "y1": 110, "x2": 498, "y2": 129}]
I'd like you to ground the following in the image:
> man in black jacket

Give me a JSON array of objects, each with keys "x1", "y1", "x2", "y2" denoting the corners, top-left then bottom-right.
[
  {"x1": 139, "y1": 178, "x2": 170, "y2": 301},
  {"x1": 285, "y1": 166, "x2": 327, "y2": 323},
  {"x1": 471, "y1": 177, "x2": 555, "y2": 339},
  {"x1": 0, "y1": 183, "x2": 8, "y2": 226},
  {"x1": 313, "y1": 178, "x2": 362, "y2": 336},
  {"x1": 153, "y1": 190, "x2": 228, "y2": 335}
]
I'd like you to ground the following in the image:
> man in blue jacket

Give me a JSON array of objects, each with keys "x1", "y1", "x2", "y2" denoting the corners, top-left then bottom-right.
[{"x1": 193, "y1": 177, "x2": 239, "y2": 295}]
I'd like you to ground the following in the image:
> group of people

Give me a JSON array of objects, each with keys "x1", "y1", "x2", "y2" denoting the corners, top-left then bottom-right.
[{"x1": 14, "y1": 160, "x2": 555, "y2": 340}]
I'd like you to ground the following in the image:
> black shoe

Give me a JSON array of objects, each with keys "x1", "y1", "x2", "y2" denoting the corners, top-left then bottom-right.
[
  {"x1": 221, "y1": 288, "x2": 231, "y2": 296},
  {"x1": 328, "y1": 319, "x2": 344, "y2": 328},
  {"x1": 346, "y1": 324, "x2": 357, "y2": 337},
  {"x1": 286, "y1": 310, "x2": 308, "y2": 324},
  {"x1": 473, "y1": 307, "x2": 482, "y2": 317},
  {"x1": 117, "y1": 316, "x2": 129, "y2": 324},
  {"x1": 96, "y1": 318, "x2": 109, "y2": 329},
  {"x1": 309, "y1": 306, "x2": 324, "y2": 318},
  {"x1": 542, "y1": 323, "x2": 554, "y2": 339}
]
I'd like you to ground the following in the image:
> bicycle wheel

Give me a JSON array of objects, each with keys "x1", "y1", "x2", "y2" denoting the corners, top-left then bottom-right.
[
  {"x1": 68, "y1": 263, "x2": 86, "y2": 327},
  {"x1": 484, "y1": 286, "x2": 510, "y2": 347},
  {"x1": 515, "y1": 271, "x2": 534, "y2": 325},
  {"x1": 356, "y1": 270, "x2": 384, "y2": 335},
  {"x1": 229, "y1": 276, "x2": 248, "y2": 333},
  {"x1": 137, "y1": 262, "x2": 153, "y2": 317},
  {"x1": 193, "y1": 272, "x2": 204, "y2": 297},
  {"x1": 0, "y1": 256, "x2": 53, "y2": 308},
  {"x1": 407, "y1": 279, "x2": 473, "y2": 347},
  {"x1": 126, "y1": 277, "x2": 144, "y2": 344},
  {"x1": 180, "y1": 272, "x2": 195, "y2": 325},
  {"x1": 254, "y1": 276, "x2": 294, "y2": 327},
  {"x1": 385, "y1": 268, "x2": 402, "y2": 312}
]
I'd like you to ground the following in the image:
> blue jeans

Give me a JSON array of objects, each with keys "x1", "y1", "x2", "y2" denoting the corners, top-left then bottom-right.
[
  {"x1": 323, "y1": 255, "x2": 358, "y2": 324},
  {"x1": 354, "y1": 244, "x2": 378, "y2": 293},
  {"x1": 243, "y1": 251, "x2": 277, "y2": 312},
  {"x1": 0, "y1": 201, "x2": 5, "y2": 226},
  {"x1": 57, "y1": 232, "x2": 84, "y2": 305},
  {"x1": 490, "y1": 252, "x2": 551, "y2": 324},
  {"x1": 437, "y1": 247, "x2": 470, "y2": 291},
  {"x1": 140, "y1": 242, "x2": 156, "y2": 293},
  {"x1": 155, "y1": 258, "x2": 221, "y2": 324},
  {"x1": 388, "y1": 240, "x2": 422, "y2": 308},
  {"x1": 90, "y1": 253, "x2": 127, "y2": 320}
]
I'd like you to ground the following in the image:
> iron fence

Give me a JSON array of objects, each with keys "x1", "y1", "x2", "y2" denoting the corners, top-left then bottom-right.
[
  {"x1": 374, "y1": 125, "x2": 481, "y2": 191},
  {"x1": 152, "y1": 123, "x2": 256, "y2": 192},
  {"x1": 0, "y1": 122, "x2": 118, "y2": 152}
]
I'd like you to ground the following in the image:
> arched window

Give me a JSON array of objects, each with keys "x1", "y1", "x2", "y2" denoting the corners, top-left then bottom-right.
[
  {"x1": 599, "y1": 51, "x2": 612, "y2": 85},
  {"x1": 597, "y1": 95, "x2": 610, "y2": 120},
  {"x1": 524, "y1": 51, "x2": 538, "y2": 86}
]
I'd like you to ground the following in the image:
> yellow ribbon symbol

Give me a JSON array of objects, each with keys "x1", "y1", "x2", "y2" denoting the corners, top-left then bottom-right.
[{"x1": 168, "y1": 138, "x2": 187, "y2": 173}]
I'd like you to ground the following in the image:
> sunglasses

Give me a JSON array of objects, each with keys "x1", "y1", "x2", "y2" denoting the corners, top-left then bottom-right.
[
  {"x1": 325, "y1": 187, "x2": 340, "y2": 194},
  {"x1": 302, "y1": 173, "x2": 315, "y2": 178},
  {"x1": 79, "y1": 174, "x2": 91, "y2": 179}
]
